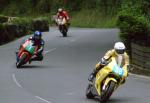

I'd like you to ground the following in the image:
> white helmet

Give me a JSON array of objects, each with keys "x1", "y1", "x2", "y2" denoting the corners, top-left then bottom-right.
[
  {"x1": 114, "y1": 42, "x2": 125, "y2": 54},
  {"x1": 58, "y1": 8, "x2": 63, "y2": 12}
]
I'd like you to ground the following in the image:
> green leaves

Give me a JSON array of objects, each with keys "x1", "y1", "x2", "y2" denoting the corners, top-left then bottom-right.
[
  {"x1": 0, "y1": 16, "x2": 49, "y2": 45},
  {"x1": 117, "y1": 0, "x2": 150, "y2": 46}
]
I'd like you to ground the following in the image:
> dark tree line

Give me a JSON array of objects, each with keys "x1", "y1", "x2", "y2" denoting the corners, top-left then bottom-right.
[
  {"x1": 0, "y1": 0, "x2": 150, "y2": 17},
  {"x1": 0, "y1": 0, "x2": 122, "y2": 15}
]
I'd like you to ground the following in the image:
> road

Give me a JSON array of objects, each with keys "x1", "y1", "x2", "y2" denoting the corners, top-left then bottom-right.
[{"x1": 0, "y1": 27, "x2": 150, "y2": 103}]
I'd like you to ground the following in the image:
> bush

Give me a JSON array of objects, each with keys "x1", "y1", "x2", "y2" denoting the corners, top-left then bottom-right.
[
  {"x1": 33, "y1": 17, "x2": 49, "y2": 32},
  {"x1": 11, "y1": 17, "x2": 33, "y2": 36},
  {"x1": 0, "y1": 15, "x2": 8, "y2": 23},
  {"x1": 0, "y1": 23, "x2": 16, "y2": 45},
  {"x1": 0, "y1": 16, "x2": 50, "y2": 45},
  {"x1": 117, "y1": 0, "x2": 150, "y2": 55},
  {"x1": 0, "y1": 17, "x2": 33, "y2": 45},
  {"x1": 117, "y1": 14, "x2": 150, "y2": 42}
]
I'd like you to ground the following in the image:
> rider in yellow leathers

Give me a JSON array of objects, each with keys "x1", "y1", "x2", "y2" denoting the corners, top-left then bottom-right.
[{"x1": 88, "y1": 42, "x2": 129, "y2": 82}]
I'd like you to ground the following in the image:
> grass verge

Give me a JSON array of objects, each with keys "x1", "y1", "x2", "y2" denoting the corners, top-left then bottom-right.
[{"x1": 71, "y1": 10, "x2": 117, "y2": 28}]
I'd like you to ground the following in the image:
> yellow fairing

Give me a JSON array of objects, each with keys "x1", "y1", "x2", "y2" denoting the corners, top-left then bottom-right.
[
  {"x1": 104, "y1": 78, "x2": 117, "y2": 87},
  {"x1": 95, "y1": 66, "x2": 111, "y2": 95},
  {"x1": 94, "y1": 57, "x2": 128, "y2": 95}
]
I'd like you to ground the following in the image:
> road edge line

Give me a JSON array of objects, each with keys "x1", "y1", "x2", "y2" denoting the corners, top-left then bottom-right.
[
  {"x1": 12, "y1": 74, "x2": 22, "y2": 88},
  {"x1": 35, "y1": 96, "x2": 52, "y2": 103}
]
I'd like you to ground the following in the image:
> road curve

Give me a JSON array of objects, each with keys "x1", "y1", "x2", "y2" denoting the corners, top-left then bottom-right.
[{"x1": 0, "y1": 27, "x2": 150, "y2": 103}]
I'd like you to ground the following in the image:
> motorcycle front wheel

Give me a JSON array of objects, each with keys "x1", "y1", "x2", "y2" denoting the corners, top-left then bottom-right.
[
  {"x1": 62, "y1": 31, "x2": 67, "y2": 37},
  {"x1": 16, "y1": 53, "x2": 27, "y2": 68},
  {"x1": 59, "y1": 25, "x2": 68, "y2": 37},
  {"x1": 100, "y1": 81, "x2": 116, "y2": 103},
  {"x1": 86, "y1": 84, "x2": 94, "y2": 99}
]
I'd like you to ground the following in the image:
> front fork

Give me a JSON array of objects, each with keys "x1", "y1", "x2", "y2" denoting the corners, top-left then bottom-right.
[{"x1": 16, "y1": 46, "x2": 24, "y2": 62}]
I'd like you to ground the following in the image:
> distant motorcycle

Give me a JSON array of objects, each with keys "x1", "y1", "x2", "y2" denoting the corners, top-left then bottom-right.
[
  {"x1": 16, "y1": 40, "x2": 38, "y2": 68},
  {"x1": 57, "y1": 16, "x2": 68, "y2": 37},
  {"x1": 86, "y1": 57, "x2": 128, "y2": 103}
]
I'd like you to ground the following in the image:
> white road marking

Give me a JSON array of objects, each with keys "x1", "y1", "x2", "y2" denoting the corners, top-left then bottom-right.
[
  {"x1": 12, "y1": 74, "x2": 22, "y2": 88},
  {"x1": 12, "y1": 74, "x2": 52, "y2": 103},
  {"x1": 35, "y1": 96, "x2": 52, "y2": 103},
  {"x1": 44, "y1": 48, "x2": 56, "y2": 55}
]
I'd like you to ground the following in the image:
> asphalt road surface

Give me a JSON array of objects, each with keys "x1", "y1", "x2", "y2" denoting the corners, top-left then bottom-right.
[{"x1": 0, "y1": 27, "x2": 150, "y2": 103}]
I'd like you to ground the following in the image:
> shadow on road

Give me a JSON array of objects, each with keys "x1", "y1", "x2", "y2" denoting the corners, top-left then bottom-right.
[
  {"x1": 57, "y1": 35, "x2": 72, "y2": 38},
  {"x1": 91, "y1": 96, "x2": 134, "y2": 103},
  {"x1": 108, "y1": 97, "x2": 134, "y2": 103},
  {"x1": 16, "y1": 65, "x2": 54, "y2": 69}
]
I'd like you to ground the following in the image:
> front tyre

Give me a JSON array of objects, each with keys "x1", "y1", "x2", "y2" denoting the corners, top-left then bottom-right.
[
  {"x1": 86, "y1": 84, "x2": 94, "y2": 99},
  {"x1": 62, "y1": 31, "x2": 67, "y2": 37},
  {"x1": 16, "y1": 53, "x2": 27, "y2": 68},
  {"x1": 100, "y1": 81, "x2": 116, "y2": 103},
  {"x1": 62, "y1": 26, "x2": 67, "y2": 37},
  {"x1": 59, "y1": 25, "x2": 67, "y2": 37}
]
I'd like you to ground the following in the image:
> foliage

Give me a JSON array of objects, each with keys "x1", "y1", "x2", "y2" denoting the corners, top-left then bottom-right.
[
  {"x1": 0, "y1": 23, "x2": 16, "y2": 44},
  {"x1": 117, "y1": 0, "x2": 150, "y2": 47},
  {"x1": 71, "y1": 9, "x2": 116, "y2": 28},
  {"x1": 35, "y1": 0, "x2": 51, "y2": 13},
  {"x1": 2, "y1": 0, "x2": 31, "y2": 16},
  {"x1": 0, "y1": 0, "x2": 122, "y2": 16},
  {"x1": 11, "y1": 17, "x2": 33, "y2": 35},
  {"x1": 0, "y1": 15, "x2": 8, "y2": 23},
  {"x1": 0, "y1": 16, "x2": 49, "y2": 45},
  {"x1": 33, "y1": 17, "x2": 49, "y2": 32}
]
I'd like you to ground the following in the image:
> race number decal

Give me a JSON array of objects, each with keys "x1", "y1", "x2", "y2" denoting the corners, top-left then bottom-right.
[
  {"x1": 112, "y1": 65, "x2": 124, "y2": 76},
  {"x1": 23, "y1": 40, "x2": 30, "y2": 48}
]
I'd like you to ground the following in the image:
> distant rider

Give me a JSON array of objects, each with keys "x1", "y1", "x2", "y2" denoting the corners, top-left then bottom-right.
[
  {"x1": 16, "y1": 31, "x2": 45, "y2": 64},
  {"x1": 56, "y1": 8, "x2": 70, "y2": 25},
  {"x1": 88, "y1": 42, "x2": 129, "y2": 82}
]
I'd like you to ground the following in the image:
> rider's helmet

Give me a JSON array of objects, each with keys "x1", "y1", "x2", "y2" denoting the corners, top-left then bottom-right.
[
  {"x1": 58, "y1": 8, "x2": 63, "y2": 13},
  {"x1": 114, "y1": 42, "x2": 125, "y2": 55},
  {"x1": 33, "y1": 31, "x2": 42, "y2": 41}
]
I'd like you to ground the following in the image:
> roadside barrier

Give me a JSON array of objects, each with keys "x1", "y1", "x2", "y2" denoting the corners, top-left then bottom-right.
[{"x1": 131, "y1": 43, "x2": 150, "y2": 70}]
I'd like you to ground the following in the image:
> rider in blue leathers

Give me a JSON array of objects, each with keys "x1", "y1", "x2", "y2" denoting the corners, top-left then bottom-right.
[{"x1": 16, "y1": 31, "x2": 45, "y2": 64}]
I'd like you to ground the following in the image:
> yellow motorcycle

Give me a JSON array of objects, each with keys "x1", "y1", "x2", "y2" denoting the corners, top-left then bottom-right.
[{"x1": 86, "y1": 57, "x2": 128, "y2": 103}]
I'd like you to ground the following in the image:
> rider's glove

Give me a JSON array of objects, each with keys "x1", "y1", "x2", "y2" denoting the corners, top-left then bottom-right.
[{"x1": 100, "y1": 58, "x2": 108, "y2": 65}]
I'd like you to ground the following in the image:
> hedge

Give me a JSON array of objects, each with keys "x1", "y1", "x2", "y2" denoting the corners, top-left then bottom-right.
[
  {"x1": 117, "y1": 1, "x2": 150, "y2": 55},
  {"x1": 0, "y1": 16, "x2": 49, "y2": 45},
  {"x1": 117, "y1": 14, "x2": 150, "y2": 43},
  {"x1": 0, "y1": 15, "x2": 9, "y2": 23},
  {"x1": 32, "y1": 17, "x2": 49, "y2": 32}
]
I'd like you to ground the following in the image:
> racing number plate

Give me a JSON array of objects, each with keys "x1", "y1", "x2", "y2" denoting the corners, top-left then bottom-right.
[{"x1": 112, "y1": 65, "x2": 124, "y2": 77}]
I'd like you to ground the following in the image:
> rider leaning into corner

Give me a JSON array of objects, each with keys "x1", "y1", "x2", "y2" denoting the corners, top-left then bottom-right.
[
  {"x1": 88, "y1": 42, "x2": 129, "y2": 83},
  {"x1": 16, "y1": 31, "x2": 45, "y2": 64},
  {"x1": 56, "y1": 8, "x2": 70, "y2": 26}
]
